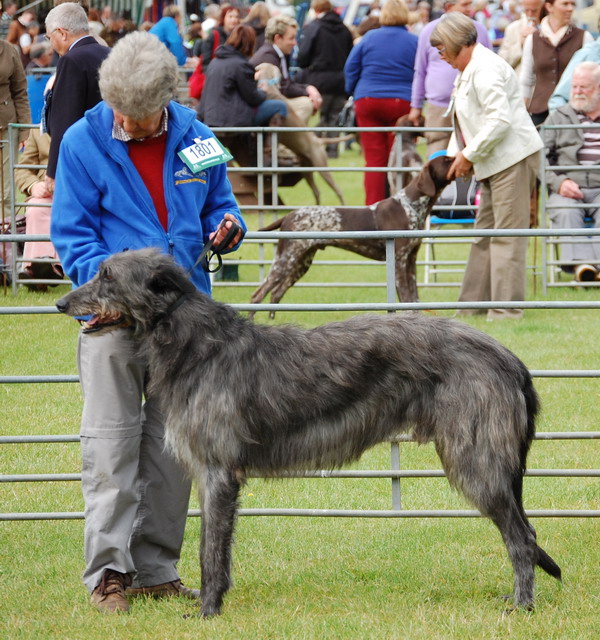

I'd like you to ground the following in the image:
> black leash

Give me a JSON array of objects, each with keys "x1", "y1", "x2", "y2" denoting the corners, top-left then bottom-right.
[{"x1": 189, "y1": 220, "x2": 244, "y2": 274}]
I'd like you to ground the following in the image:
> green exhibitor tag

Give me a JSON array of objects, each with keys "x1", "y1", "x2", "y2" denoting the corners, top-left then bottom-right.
[{"x1": 178, "y1": 136, "x2": 233, "y2": 173}]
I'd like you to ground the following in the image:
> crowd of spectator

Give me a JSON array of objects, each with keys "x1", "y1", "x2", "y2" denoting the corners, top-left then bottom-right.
[{"x1": 1, "y1": 0, "x2": 600, "y2": 292}]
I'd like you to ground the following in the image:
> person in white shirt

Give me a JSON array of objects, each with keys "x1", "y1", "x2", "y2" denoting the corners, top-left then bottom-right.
[
  {"x1": 431, "y1": 11, "x2": 543, "y2": 320},
  {"x1": 498, "y1": 0, "x2": 543, "y2": 75}
]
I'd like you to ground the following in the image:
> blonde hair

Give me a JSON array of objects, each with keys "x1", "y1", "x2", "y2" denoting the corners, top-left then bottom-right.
[
  {"x1": 265, "y1": 15, "x2": 298, "y2": 43},
  {"x1": 243, "y1": 1, "x2": 271, "y2": 28},
  {"x1": 380, "y1": 0, "x2": 409, "y2": 27},
  {"x1": 430, "y1": 11, "x2": 477, "y2": 58}
]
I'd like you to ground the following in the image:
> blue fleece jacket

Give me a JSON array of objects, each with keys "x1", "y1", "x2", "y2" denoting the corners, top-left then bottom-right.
[
  {"x1": 50, "y1": 100, "x2": 245, "y2": 293},
  {"x1": 149, "y1": 16, "x2": 187, "y2": 66},
  {"x1": 344, "y1": 25, "x2": 417, "y2": 101}
]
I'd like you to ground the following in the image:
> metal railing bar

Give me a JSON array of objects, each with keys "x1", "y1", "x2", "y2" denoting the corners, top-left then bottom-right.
[
  {"x1": 2, "y1": 468, "x2": 598, "y2": 483},
  {"x1": 4, "y1": 301, "x2": 600, "y2": 316},
  {"x1": 3, "y1": 228, "x2": 600, "y2": 244},
  {"x1": 2, "y1": 432, "x2": 597, "y2": 445},
  {"x1": 2, "y1": 508, "x2": 598, "y2": 521}
]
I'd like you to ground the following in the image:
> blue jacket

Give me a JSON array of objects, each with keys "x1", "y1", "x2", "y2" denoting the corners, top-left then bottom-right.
[
  {"x1": 51, "y1": 100, "x2": 245, "y2": 294},
  {"x1": 149, "y1": 16, "x2": 187, "y2": 65},
  {"x1": 344, "y1": 26, "x2": 417, "y2": 101}
]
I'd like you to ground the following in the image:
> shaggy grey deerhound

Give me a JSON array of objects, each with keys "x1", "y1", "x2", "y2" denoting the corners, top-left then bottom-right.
[{"x1": 56, "y1": 249, "x2": 561, "y2": 617}]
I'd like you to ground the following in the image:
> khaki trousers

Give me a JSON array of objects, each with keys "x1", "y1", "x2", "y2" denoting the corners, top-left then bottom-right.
[
  {"x1": 424, "y1": 104, "x2": 452, "y2": 156},
  {"x1": 458, "y1": 151, "x2": 539, "y2": 320}
]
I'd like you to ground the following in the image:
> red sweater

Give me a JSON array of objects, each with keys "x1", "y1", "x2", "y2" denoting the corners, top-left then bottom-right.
[{"x1": 128, "y1": 133, "x2": 169, "y2": 230}]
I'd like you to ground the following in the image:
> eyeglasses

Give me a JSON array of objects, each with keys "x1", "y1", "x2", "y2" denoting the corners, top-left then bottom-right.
[
  {"x1": 437, "y1": 46, "x2": 446, "y2": 57},
  {"x1": 45, "y1": 27, "x2": 66, "y2": 40}
]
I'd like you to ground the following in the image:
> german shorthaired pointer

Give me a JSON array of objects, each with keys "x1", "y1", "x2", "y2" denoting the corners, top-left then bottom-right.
[{"x1": 249, "y1": 155, "x2": 454, "y2": 319}]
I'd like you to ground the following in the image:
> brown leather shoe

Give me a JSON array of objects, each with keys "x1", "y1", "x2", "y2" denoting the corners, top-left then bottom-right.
[
  {"x1": 90, "y1": 569, "x2": 131, "y2": 613},
  {"x1": 125, "y1": 579, "x2": 200, "y2": 600}
]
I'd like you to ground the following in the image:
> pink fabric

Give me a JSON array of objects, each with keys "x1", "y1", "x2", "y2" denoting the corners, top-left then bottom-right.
[
  {"x1": 22, "y1": 197, "x2": 58, "y2": 265},
  {"x1": 354, "y1": 97, "x2": 411, "y2": 205}
]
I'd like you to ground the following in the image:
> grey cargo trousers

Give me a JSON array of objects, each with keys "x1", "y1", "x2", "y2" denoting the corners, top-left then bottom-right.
[{"x1": 77, "y1": 328, "x2": 192, "y2": 592}]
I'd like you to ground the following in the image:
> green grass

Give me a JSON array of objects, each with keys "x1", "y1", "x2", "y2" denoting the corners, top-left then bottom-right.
[{"x1": 1, "y1": 147, "x2": 599, "y2": 639}]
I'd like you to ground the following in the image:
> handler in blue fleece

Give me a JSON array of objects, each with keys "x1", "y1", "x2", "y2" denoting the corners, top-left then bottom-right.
[{"x1": 51, "y1": 32, "x2": 245, "y2": 614}]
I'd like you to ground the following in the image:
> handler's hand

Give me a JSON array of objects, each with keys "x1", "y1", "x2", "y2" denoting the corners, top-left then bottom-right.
[
  {"x1": 30, "y1": 180, "x2": 52, "y2": 199},
  {"x1": 407, "y1": 107, "x2": 422, "y2": 127},
  {"x1": 210, "y1": 213, "x2": 244, "y2": 250},
  {"x1": 44, "y1": 175, "x2": 56, "y2": 194},
  {"x1": 447, "y1": 151, "x2": 473, "y2": 180},
  {"x1": 558, "y1": 178, "x2": 584, "y2": 200},
  {"x1": 306, "y1": 85, "x2": 322, "y2": 113}
]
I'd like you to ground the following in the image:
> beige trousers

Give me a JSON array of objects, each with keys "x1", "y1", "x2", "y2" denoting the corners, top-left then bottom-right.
[
  {"x1": 424, "y1": 104, "x2": 452, "y2": 156},
  {"x1": 458, "y1": 151, "x2": 540, "y2": 320}
]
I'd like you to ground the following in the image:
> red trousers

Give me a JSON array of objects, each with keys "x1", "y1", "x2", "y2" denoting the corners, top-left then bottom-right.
[{"x1": 354, "y1": 97, "x2": 411, "y2": 205}]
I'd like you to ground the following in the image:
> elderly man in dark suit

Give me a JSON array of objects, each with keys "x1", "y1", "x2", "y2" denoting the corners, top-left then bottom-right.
[{"x1": 44, "y1": 2, "x2": 108, "y2": 191}]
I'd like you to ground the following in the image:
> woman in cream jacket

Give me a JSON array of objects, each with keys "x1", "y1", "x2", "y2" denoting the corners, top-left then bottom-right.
[{"x1": 431, "y1": 12, "x2": 543, "y2": 320}]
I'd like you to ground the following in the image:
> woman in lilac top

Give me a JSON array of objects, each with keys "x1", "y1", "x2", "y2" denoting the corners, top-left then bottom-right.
[{"x1": 344, "y1": 0, "x2": 417, "y2": 204}]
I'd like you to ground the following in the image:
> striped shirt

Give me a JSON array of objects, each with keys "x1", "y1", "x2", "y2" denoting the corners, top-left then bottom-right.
[{"x1": 576, "y1": 112, "x2": 600, "y2": 165}]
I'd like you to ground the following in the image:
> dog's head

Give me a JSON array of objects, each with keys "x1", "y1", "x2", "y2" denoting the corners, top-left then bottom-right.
[
  {"x1": 56, "y1": 249, "x2": 196, "y2": 336},
  {"x1": 255, "y1": 63, "x2": 283, "y2": 99},
  {"x1": 412, "y1": 155, "x2": 455, "y2": 198}
]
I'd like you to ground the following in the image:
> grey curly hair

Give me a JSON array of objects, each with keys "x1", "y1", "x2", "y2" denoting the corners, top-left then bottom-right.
[{"x1": 98, "y1": 32, "x2": 179, "y2": 119}]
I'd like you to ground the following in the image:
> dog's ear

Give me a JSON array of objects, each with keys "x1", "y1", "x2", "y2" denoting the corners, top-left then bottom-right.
[
  {"x1": 147, "y1": 265, "x2": 195, "y2": 296},
  {"x1": 414, "y1": 162, "x2": 438, "y2": 197}
]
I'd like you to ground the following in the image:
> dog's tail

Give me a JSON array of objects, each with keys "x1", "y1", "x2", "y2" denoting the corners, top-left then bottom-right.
[
  {"x1": 518, "y1": 374, "x2": 562, "y2": 582},
  {"x1": 536, "y1": 546, "x2": 562, "y2": 580},
  {"x1": 259, "y1": 217, "x2": 284, "y2": 232}
]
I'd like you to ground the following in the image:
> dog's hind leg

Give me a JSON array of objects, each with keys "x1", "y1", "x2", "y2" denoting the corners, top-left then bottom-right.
[
  {"x1": 264, "y1": 247, "x2": 318, "y2": 318},
  {"x1": 321, "y1": 171, "x2": 346, "y2": 205},
  {"x1": 395, "y1": 243, "x2": 420, "y2": 303},
  {"x1": 199, "y1": 466, "x2": 241, "y2": 617},
  {"x1": 485, "y1": 494, "x2": 538, "y2": 609},
  {"x1": 249, "y1": 245, "x2": 318, "y2": 319},
  {"x1": 304, "y1": 172, "x2": 321, "y2": 205}
]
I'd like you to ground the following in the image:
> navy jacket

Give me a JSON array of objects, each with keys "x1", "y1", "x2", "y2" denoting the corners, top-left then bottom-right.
[{"x1": 46, "y1": 35, "x2": 109, "y2": 178}]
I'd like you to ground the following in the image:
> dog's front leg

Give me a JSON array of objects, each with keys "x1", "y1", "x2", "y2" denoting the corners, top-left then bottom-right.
[
  {"x1": 199, "y1": 465, "x2": 241, "y2": 617},
  {"x1": 395, "y1": 243, "x2": 420, "y2": 303}
]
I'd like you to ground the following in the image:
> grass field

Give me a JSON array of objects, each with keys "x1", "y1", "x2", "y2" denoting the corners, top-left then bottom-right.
[{"x1": 1, "y1": 146, "x2": 599, "y2": 639}]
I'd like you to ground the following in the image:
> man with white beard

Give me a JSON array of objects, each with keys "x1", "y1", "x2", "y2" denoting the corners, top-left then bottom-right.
[{"x1": 543, "y1": 61, "x2": 600, "y2": 281}]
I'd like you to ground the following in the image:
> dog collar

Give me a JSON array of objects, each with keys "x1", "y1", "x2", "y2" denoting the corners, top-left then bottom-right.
[
  {"x1": 152, "y1": 294, "x2": 189, "y2": 327},
  {"x1": 429, "y1": 150, "x2": 447, "y2": 161}
]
